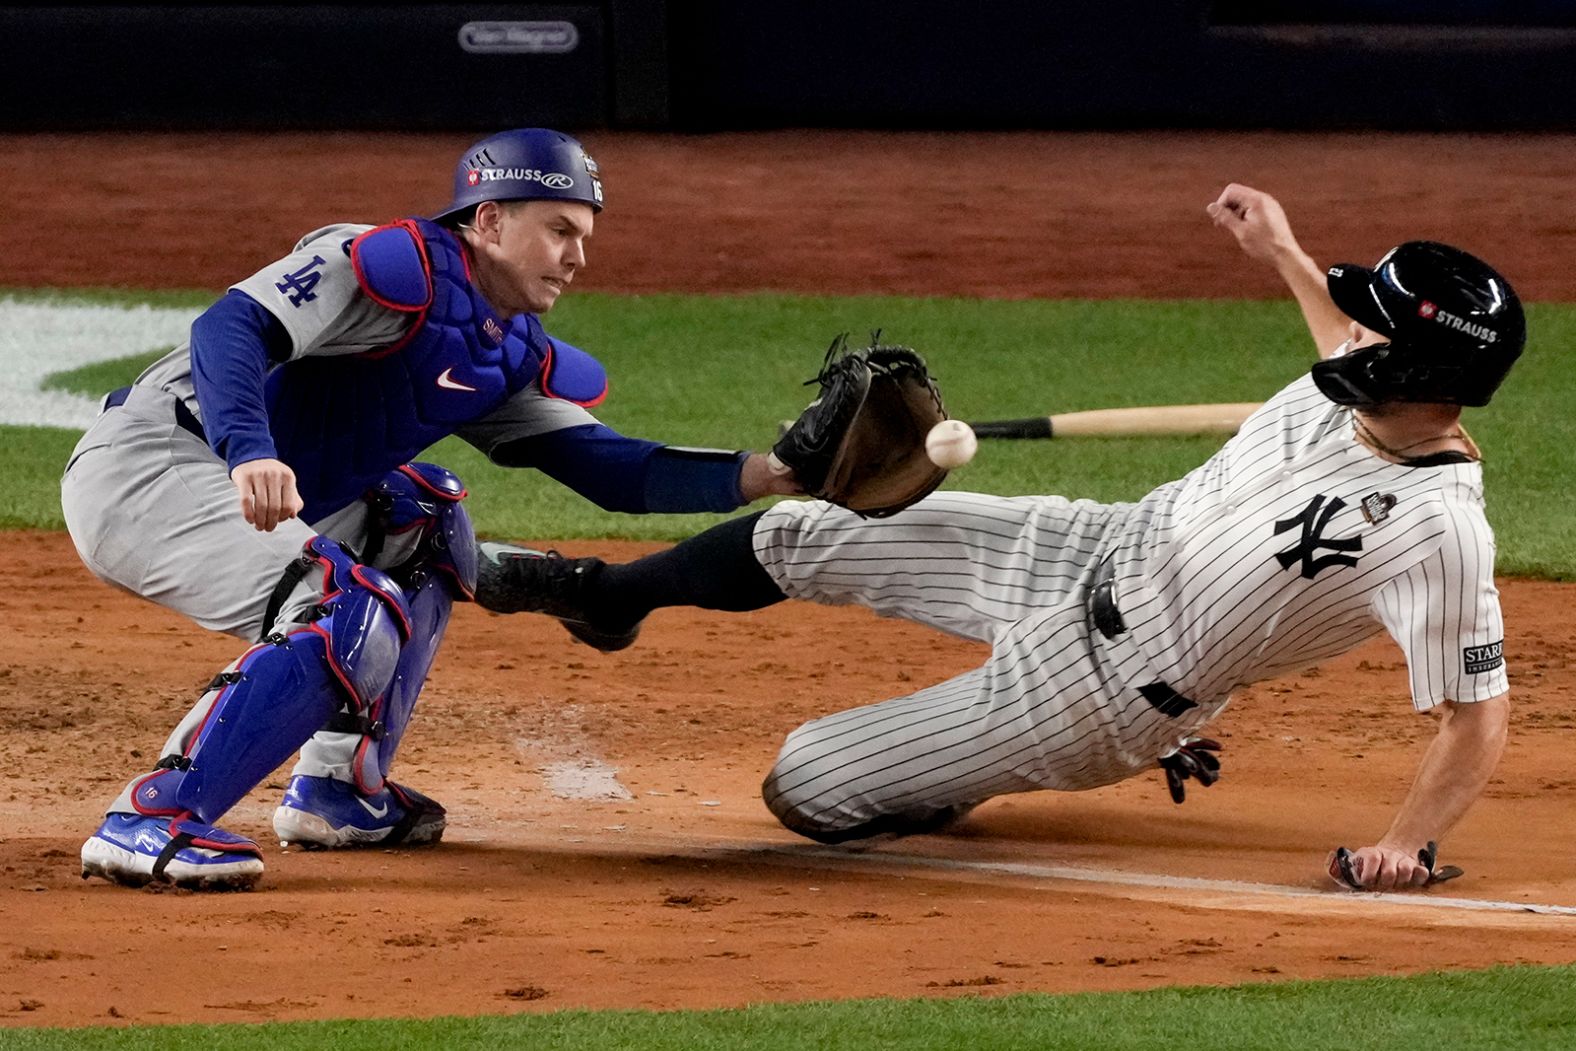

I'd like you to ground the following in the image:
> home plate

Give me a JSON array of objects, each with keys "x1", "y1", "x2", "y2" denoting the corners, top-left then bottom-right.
[{"x1": 543, "y1": 758, "x2": 634, "y2": 801}]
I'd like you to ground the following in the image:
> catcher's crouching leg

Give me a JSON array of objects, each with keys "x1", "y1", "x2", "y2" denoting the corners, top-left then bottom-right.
[
  {"x1": 275, "y1": 463, "x2": 475, "y2": 849},
  {"x1": 81, "y1": 537, "x2": 410, "y2": 890}
]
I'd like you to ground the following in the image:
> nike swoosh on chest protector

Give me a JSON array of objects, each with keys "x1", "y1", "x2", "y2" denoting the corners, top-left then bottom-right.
[{"x1": 436, "y1": 367, "x2": 479, "y2": 392}]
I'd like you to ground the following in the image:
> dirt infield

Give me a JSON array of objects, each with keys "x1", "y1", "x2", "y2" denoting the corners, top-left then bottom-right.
[{"x1": 2, "y1": 132, "x2": 1574, "y2": 1028}]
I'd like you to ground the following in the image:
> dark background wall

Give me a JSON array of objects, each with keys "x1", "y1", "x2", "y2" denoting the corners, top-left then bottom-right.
[{"x1": 3, "y1": 1, "x2": 1575, "y2": 131}]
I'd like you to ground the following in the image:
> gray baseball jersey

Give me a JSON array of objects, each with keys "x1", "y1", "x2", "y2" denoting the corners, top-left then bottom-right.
[
  {"x1": 756, "y1": 374, "x2": 1507, "y2": 835},
  {"x1": 60, "y1": 223, "x2": 611, "y2": 792},
  {"x1": 63, "y1": 223, "x2": 602, "y2": 639}
]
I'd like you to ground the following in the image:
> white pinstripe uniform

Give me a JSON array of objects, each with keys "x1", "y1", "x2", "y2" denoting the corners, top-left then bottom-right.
[{"x1": 755, "y1": 373, "x2": 1508, "y2": 837}]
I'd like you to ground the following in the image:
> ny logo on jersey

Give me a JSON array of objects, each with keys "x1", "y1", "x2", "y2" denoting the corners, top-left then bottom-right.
[
  {"x1": 1273, "y1": 495, "x2": 1362, "y2": 579},
  {"x1": 275, "y1": 255, "x2": 327, "y2": 307}
]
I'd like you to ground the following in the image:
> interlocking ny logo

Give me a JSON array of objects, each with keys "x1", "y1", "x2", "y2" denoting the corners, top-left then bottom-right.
[{"x1": 1274, "y1": 495, "x2": 1362, "y2": 578}]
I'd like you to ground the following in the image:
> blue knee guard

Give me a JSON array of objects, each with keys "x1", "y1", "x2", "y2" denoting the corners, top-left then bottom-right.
[
  {"x1": 131, "y1": 537, "x2": 412, "y2": 825},
  {"x1": 364, "y1": 462, "x2": 478, "y2": 599}
]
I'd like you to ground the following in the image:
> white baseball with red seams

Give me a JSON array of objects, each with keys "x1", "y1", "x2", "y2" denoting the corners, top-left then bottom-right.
[{"x1": 924, "y1": 419, "x2": 977, "y2": 469}]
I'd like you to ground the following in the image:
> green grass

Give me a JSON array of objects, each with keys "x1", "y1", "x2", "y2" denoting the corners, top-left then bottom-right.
[
  {"x1": 5, "y1": 966, "x2": 1575, "y2": 1050},
  {"x1": 4, "y1": 290, "x2": 1572, "y2": 577},
  {"x1": 38, "y1": 347, "x2": 173, "y2": 396}
]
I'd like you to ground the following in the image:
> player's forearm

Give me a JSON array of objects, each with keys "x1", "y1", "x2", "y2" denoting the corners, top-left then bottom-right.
[
  {"x1": 1269, "y1": 245, "x2": 1353, "y2": 359},
  {"x1": 1378, "y1": 694, "x2": 1509, "y2": 852},
  {"x1": 492, "y1": 423, "x2": 756, "y2": 513}
]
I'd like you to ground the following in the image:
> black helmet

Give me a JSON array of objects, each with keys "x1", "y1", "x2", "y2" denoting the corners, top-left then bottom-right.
[{"x1": 1312, "y1": 241, "x2": 1525, "y2": 407}]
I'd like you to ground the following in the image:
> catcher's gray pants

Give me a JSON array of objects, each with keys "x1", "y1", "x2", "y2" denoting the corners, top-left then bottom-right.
[
  {"x1": 752, "y1": 493, "x2": 1215, "y2": 839},
  {"x1": 61, "y1": 386, "x2": 424, "y2": 803}
]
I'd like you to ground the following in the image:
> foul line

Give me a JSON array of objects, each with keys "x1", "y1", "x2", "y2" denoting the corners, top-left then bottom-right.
[
  {"x1": 783, "y1": 846, "x2": 1576, "y2": 917},
  {"x1": 761, "y1": 844, "x2": 1576, "y2": 917},
  {"x1": 553, "y1": 830, "x2": 1576, "y2": 918}
]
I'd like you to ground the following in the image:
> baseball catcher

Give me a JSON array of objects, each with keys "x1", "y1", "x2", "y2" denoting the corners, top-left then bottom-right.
[
  {"x1": 64, "y1": 128, "x2": 806, "y2": 891},
  {"x1": 770, "y1": 334, "x2": 949, "y2": 518}
]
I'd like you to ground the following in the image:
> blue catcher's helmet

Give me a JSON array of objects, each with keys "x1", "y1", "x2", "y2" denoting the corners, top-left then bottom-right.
[{"x1": 431, "y1": 128, "x2": 603, "y2": 224}]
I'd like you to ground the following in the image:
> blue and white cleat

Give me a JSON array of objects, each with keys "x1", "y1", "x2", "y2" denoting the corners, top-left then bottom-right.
[
  {"x1": 272, "y1": 775, "x2": 447, "y2": 849},
  {"x1": 80, "y1": 813, "x2": 264, "y2": 890}
]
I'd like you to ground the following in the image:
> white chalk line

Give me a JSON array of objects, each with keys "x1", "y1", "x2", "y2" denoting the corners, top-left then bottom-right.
[
  {"x1": 510, "y1": 828, "x2": 1576, "y2": 919},
  {"x1": 771, "y1": 845, "x2": 1576, "y2": 918}
]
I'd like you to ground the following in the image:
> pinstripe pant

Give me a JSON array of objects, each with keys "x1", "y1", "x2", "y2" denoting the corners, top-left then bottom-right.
[{"x1": 753, "y1": 492, "x2": 1215, "y2": 840}]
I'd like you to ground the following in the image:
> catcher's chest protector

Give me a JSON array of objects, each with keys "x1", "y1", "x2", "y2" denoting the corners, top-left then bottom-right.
[{"x1": 263, "y1": 218, "x2": 550, "y2": 521}]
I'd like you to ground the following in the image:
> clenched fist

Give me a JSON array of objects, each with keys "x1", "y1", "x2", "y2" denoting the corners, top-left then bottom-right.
[{"x1": 231, "y1": 458, "x2": 304, "y2": 532}]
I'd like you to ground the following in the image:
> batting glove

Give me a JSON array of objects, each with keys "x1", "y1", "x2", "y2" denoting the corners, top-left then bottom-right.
[
  {"x1": 1157, "y1": 737, "x2": 1222, "y2": 804},
  {"x1": 1328, "y1": 840, "x2": 1465, "y2": 890}
]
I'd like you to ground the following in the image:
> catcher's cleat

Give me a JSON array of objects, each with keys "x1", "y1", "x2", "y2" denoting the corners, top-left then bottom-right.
[
  {"x1": 80, "y1": 813, "x2": 263, "y2": 891},
  {"x1": 474, "y1": 542, "x2": 642, "y2": 652},
  {"x1": 273, "y1": 775, "x2": 446, "y2": 850}
]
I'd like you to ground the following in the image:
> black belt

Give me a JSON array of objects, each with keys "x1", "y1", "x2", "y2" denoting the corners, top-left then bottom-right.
[
  {"x1": 1089, "y1": 558, "x2": 1126, "y2": 639},
  {"x1": 1087, "y1": 558, "x2": 1199, "y2": 719},
  {"x1": 104, "y1": 386, "x2": 208, "y2": 443}
]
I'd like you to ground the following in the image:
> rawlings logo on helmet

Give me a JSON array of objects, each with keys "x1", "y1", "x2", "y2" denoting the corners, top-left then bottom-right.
[
  {"x1": 1418, "y1": 300, "x2": 1437, "y2": 319},
  {"x1": 476, "y1": 167, "x2": 575, "y2": 188},
  {"x1": 434, "y1": 129, "x2": 605, "y2": 221}
]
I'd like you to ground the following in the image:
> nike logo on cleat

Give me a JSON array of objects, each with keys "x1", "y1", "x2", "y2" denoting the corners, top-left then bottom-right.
[
  {"x1": 355, "y1": 796, "x2": 390, "y2": 819},
  {"x1": 436, "y1": 368, "x2": 478, "y2": 392}
]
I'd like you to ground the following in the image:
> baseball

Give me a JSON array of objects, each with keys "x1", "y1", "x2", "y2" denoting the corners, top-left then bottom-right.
[{"x1": 925, "y1": 419, "x2": 977, "y2": 469}]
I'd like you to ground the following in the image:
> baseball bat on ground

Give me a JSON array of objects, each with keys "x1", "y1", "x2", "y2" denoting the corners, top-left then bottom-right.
[{"x1": 968, "y1": 402, "x2": 1262, "y2": 440}]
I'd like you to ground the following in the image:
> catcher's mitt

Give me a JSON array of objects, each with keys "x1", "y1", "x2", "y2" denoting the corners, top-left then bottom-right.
[{"x1": 771, "y1": 334, "x2": 948, "y2": 518}]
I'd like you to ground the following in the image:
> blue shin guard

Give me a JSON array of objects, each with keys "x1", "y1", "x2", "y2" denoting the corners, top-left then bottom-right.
[
  {"x1": 350, "y1": 570, "x2": 454, "y2": 793},
  {"x1": 131, "y1": 537, "x2": 411, "y2": 825},
  {"x1": 341, "y1": 462, "x2": 474, "y2": 793}
]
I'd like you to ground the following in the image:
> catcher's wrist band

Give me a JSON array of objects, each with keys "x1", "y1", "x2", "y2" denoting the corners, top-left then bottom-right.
[{"x1": 645, "y1": 446, "x2": 751, "y2": 512}]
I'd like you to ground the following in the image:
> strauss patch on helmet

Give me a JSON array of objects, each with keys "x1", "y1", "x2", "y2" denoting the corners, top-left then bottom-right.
[
  {"x1": 432, "y1": 129, "x2": 605, "y2": 222},
  {"x1": 477, "y1": 168, "x2": 574, "y2": 188},
  {"x1": 1430, "y1": 308, "x2": 1498, "y2": 343}
]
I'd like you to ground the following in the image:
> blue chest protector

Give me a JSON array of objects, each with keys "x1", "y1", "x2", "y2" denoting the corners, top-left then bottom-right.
[{"x1": 263, "y1": 217, "x2": 606, "y2": 522}]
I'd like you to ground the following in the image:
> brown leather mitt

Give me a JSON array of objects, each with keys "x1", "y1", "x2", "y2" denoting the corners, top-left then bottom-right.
[{"x1": 771, "y1": 334, "x2": 949, "y2": 518}]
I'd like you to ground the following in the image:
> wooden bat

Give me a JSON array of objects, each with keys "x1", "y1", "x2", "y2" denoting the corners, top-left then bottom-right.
[{"x1": 969, "y1": 402, "x2": 1262, "y2": 440}]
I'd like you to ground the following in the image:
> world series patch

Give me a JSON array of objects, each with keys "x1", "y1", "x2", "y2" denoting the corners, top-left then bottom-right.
[
  {"x1": 1463, "y1": 640, "x2": 1504, "y2": 675},
  {"x1": 1360, "y1": 492, "x2": 1396, "y2": 524}
]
